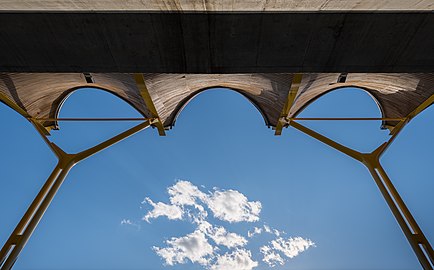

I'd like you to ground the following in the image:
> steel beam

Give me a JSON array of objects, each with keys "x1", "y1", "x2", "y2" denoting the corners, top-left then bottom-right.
[
  {"x1": 275, "y1": 73, "x2": 303, "y2": 136},
  {"x1": 288, "y1": 120, "x2": 434, "y2": 269},
  {"x1": 0, "y1": 92, "x2": 51, "y2": 135},
  {"x1": 133, "y1": 73, "x2": 166, "y2": 136},
  {"x1": 0, "y1": 120, "x2": 153, "y2": 270}
]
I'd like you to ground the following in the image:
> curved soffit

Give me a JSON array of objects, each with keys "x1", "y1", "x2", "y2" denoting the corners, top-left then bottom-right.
[
  {"x1": 1, "y1": 73, "x2": 434, "y2": 132},
  {"x1": 143, "y1": 73, "x2": 294, "y2": 128},
  {"x1": 289, "y1": 73, "x2": 434, "y2": 129},
  {"x1": 0, "y1": 73, "x2": 151, "y2": 129}
]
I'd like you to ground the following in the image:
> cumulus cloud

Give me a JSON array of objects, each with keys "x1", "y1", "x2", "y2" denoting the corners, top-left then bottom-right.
[
  {"x1": 142, "y1": 198, "x2": 183, "y2": 222},
  {"x1": 210, "y1": 249, "x2": 258, "y2": 270},
  {"x1": 260, "y1": 245, "x2": 285, "y2": 267},
  {"x1": 153, "y1": 230, "x2": 215, "y2": 266},
  {"x1": 248, "y1": 227, "x2": 263, "y2": 238},
  {"x1": 199, "y1": 221, "x2": 247, "y2": 248},
  {"x1": 168, "y1": 180, "x2": 207, "y2": 206},
  {"x1": 248, "y1": 225, "x2": 284, "y2": 238},
  {"x1": 206, "y1": 189, "x2": 261, "y2": 223},
  {"x1": 143, "y1": 181, "x2": 261, "y2": 224},
  {"x1": 261, "y1": 237, "x2": 315, "y2": 267},
  {"x1": 138, "y1": 180, "x2": 315, "y2": 270}
]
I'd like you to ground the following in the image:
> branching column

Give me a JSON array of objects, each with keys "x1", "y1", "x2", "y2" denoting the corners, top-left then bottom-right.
[{"x1": 0, "y1": 120, "x2": 154, "y2": 270}]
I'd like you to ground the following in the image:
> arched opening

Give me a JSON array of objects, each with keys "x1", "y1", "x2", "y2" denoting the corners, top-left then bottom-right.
[
  {"x1": 48, "y1": 86, "x2": 147, "y2": 131},
  {"x1": 291, "y1": 85, "x2": 386, "y2": 124},
  {"x1": 49, "y1": 87, "x2": 145, "y2": 153},
  {"x1": 295, "y1": 86, "x2": 390, "y2": 152},
  {"x1": 169, "y1": 87, "x2": 272, "y2": 128}
]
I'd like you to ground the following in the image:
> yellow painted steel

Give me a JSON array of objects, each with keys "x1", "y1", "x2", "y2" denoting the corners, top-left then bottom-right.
[
  {"x1": 3, "y1": 78, "x2": 434, "y2": 269},
  {"x1": 406, "y1": 93, "x2": 434, "y2": 121},
  {"x1": 386, "y1": 93, "x2": 434, "y2": 135},
  {"x1": 0, "y1": 92, "x2": 52, "y2": 135},
  {"x1": 134, "y1": 73, "x2": 166, "y2": 136},
  {"x1": 288, "y1": 120, "x2": 434, "y2": 270},
  {"x1": 275, "y1": 73, "x2": 303, "y2": 135},
  {"x1": 0, "y1": 119, "x2": 154, "y2": 270}
]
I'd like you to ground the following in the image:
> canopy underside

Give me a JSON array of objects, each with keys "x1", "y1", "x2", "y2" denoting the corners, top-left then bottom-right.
[{"x1": 1, "y1": 73, "x2": 433, "y2": 132}]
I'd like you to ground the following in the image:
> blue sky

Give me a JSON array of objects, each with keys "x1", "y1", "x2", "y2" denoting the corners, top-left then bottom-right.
[{"x1": 1, "y1": 87, "x2": 433, "y2": 270}]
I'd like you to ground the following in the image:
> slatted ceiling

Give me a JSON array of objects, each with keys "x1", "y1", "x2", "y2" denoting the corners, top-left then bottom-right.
[
  {"x1": 0, "y1": 73, "x2": 152, "y2": 129},
  {"x1": 288, "y1": 73, "x2": 434, "y2": 129},
  {"x1": 0, "y1": 73, "x2": 84, "y2": 128},
  {"x1": 142, "y1": 74, "x2": 293, "y2": 128},
  {"x1": 1, "y1": 72, "x2": 434, "y2": 131},
  {"x1": 89, "y1": 73, "x2": 151, "y2": 117}
]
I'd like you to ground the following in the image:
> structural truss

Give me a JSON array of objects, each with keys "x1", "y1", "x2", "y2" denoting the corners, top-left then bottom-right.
[{"x1": 1, "y1": 73, "x2": 434, "y2": 269}]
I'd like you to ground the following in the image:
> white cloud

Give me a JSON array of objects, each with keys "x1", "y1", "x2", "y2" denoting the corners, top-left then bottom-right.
[
  {"x1": 199, "y1": 221, "x2": 247, "y2": 248},
  {"x1": 120, "y1": 219, "x2": 133, "y2": 225},
  {"x1": 120, "y1": 218, "x2": 141, "y2": 229},
  {"x1": 143, "y1": 181, "x2": 261, "y2": 224},
  {"x1": 139, "y1": 180, "x2": 315, "y2": 269},
  {"x1": 206, "y1": 189, "x2": 261, "y2": 223},
  {"x1": 273, "y1": 229, "x2": 282, "y2": 237},
  {"x1": 264, "y1": 225, "x2": 272, "y2": 233},
  {"x1": 263, "y1": 225, "x2": 285, "y2": 237},
  {"x1": 210, "y1": 249, "x2": 258, "y2": 270},
  {"x1": 142, "y1": 198, "x2": 183, "y2": 222},
  {"x1": 261, "y1": 237, "x2": 315, "y2": 266},
  {"x1": 260, "y1": 245, "x2": 284, "y2": 267},
  {"x1": 248, "y1": 227, "x2": 263, "y2": 238},
  {"x1": 271, "y1": 237, "x2": 315, "y2": 258},
  {"x1": 153, "y1": 230, "x2": 215, "y2": 266},
  {"x1": 168, "y1": 180, "x2": 207, "y2": 206}
]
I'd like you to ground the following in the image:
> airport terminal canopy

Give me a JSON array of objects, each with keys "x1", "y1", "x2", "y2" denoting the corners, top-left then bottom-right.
[
  {"x1": 1, "y1": 2, "x2": 434, "y2": 270},
  {"x1": 1, "y1": 73, "x2": 434, "y2": 132},
  {"x1": 1, "y1": 0, "x2": 434, "y2": 133}
]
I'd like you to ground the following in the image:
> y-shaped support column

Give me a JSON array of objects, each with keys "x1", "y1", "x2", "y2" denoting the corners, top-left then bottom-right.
[
  {"x1": 289, "y1": 120, "x2": 434, "y2": 270},
  {"x1": 0, "y1": 119, "x2": 153, "y2": 270}
]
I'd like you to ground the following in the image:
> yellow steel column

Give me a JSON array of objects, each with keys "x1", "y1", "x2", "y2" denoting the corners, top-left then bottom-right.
[
  {"x1": 275, "y1": 74, "x2": 303, "y2": 136},
  {"x1": 362, "y1": 148, "x2": 434, "y2": 269},
  {"x1": 0, "y1": 120, "x2": 153, "y2": 270},
  {"x1": 288, "y1": 120, "x2": 433, "y2": 270},
  {"x1": 133, "y1": 73, "x2": 166, "y2": 136},
  {"x1": 0, "y1": 163, "x2": 62, "y2": 266}
]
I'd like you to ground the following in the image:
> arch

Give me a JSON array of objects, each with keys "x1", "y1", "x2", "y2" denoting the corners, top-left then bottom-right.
[
  {"x1": 0, "y1": 73, "x2": 152, "y2": 133},
  {"x1": 291, "y1": 85, "x2": 387, "y2": 127},
  {"x1": 169, "y1": 86, "x2": 271, "y2": 128},
  {"x1": 48, "y1": 85, "x2": 148, "y2": 130}
]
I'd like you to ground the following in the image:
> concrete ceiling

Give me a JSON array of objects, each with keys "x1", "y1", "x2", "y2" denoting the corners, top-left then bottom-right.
[
  {"x1": 1, "y1": 12, "x2": 433, "y2": 73},
  {"x1": 0, "y1": 0, "x2": 433, "y2": 11}
]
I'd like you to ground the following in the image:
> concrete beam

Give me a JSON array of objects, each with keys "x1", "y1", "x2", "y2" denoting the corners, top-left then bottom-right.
[
  {"x1": 1, "y1": 0, "x2": 433, "y2": 11},
  {"x1": 0, "y1": 12, "x2": 433, "y2": 73}
]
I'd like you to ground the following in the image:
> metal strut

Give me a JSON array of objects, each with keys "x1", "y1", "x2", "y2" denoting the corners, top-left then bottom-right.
[
  {"x1": 0, "y1": 119, "x2": 154, "y2": 270},
  {"x1": 288, "y1": 120, "x2": 434, "y2": 270}
]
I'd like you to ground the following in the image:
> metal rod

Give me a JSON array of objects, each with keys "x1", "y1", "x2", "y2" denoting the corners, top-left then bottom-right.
[
  {"x1": 35, "y1": 117, "x2": 152, "y2": 122},
  {"x1": 289, "y1": 117, "x2": 404, "y2": 121},
  {"x1": 289, "y1": 120, "x2": 362, "y2": 161},
  {"x1": 33, "y1": 117, "x2": 404, "y2": 122}
]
